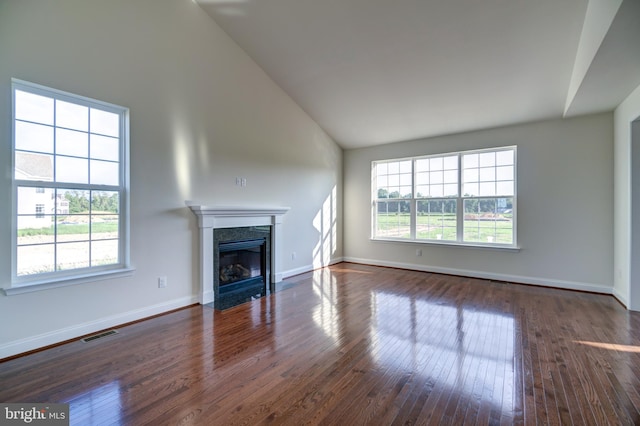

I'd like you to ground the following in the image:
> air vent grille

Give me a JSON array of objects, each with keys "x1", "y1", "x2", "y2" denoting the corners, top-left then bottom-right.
[{"x1": 81, "y1": 329, "x2": 118, "y2": 343}]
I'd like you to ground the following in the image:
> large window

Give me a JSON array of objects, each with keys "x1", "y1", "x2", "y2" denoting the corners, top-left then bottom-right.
[
  {"x1": 10, "y1": 79, "x2": 131, "y2": 291},
  {"x1": 373, "y1": 146, "x2": 516, "y2": 247}
]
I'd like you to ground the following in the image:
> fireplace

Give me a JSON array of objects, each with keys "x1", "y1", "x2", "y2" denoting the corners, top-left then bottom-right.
[
  {"x1": 215, "y1": 233, "x2": 269, "y2": 310},
  {"x1": 188, "y1": 203, "x2": 289, "y2": 308}
]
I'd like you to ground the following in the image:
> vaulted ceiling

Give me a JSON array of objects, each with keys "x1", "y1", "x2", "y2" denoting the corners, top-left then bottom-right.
[{"x1": 196, "y1": 0, "x2": 640, "y2": 149}]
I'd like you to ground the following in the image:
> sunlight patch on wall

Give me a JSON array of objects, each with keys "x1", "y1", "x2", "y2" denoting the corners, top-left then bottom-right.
[
  {"x1": 312, "y1": 186, "x2": 337, "y2": 268},
  {"x1": 171, "y1": 111, "x2": 194, "y2": 201}
]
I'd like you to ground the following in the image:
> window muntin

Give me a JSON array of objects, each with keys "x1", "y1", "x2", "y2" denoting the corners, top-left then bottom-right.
[
  {"x1": 373, "y1": 147, "x2": 516, "y2": 247},
  {"x1": 12, "y1": 79, "x2": 129, "y2": 285}
]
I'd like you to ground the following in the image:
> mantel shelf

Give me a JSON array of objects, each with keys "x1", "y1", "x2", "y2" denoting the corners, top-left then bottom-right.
[{"x1": 187, "y1": 204, "x2": 290, "y2": 219}]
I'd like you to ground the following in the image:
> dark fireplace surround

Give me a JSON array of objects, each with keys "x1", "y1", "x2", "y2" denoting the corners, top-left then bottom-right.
[
  {"x1": 213, "y1": 226, "x2": 271, "y2": 310},
  {"x1": 187, "y1": 204, "x2": 289, "y2": 309}
]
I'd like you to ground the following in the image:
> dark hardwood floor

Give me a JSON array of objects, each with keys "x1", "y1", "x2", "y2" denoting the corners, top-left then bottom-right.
[{"x1": 2, "y1": 263, "x2": 640, "y2": 425}]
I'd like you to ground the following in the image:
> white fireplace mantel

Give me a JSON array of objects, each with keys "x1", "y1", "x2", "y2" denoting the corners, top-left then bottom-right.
[{"x1": 187, "y1": 203, "x2": 290, "y2": 305}]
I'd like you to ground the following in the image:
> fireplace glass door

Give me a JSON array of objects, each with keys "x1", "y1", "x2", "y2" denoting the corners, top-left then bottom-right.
[{"x1": 218, "y1": 238, "x2": 266, "y2": 293}]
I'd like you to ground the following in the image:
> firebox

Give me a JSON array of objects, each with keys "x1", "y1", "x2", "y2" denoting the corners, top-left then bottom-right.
[
  {"x1": 218, "y1": 238, "x2": 266, "y2": 293},
  {"x1": 214, "y1": 228, "x2": 270, "y2": 310}
]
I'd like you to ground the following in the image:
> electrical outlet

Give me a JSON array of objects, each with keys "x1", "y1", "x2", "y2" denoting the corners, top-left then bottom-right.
[
  {"x1": 416, "y1": 248, "x2": 422, "y2": 257},
  {"x1": 158, "y1": 276, "x2": 167, "y2": 288},
  {"x1": 291, "y1": 252, "x2": 297, "y2": 260}
]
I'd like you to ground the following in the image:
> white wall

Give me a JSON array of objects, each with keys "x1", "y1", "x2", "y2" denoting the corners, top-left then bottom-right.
[
  {"x1": 0, "y1": 0, "x2": 342, "y2": 358},
  {"x1": 614, "y1": 83, "x2": 640, "y2": 309},
  {"x1": 344, "y1": 113, "x2": 613, "y2": 292}
]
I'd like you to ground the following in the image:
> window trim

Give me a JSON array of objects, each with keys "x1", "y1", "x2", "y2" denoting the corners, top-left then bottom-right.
[
  {"x1": 371, "y1": 146, "x2": 518, "y2": 249},
  {"x1": 5, "y1": 79, "x2": 133, "y2": 294}
]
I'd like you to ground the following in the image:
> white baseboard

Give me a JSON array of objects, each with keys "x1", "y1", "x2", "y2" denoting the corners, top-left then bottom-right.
[
  {"x1": 0, "y1": 295, "x2": 198, "y2": 360},
  {"x1": 342, "y1": 257, "x2": 614, "y2": 295},
  {"x1": 282, "y1": 257, "x2": 344, "y2": 280},
  {"x1": 612, "y1": 286, "x2": 629, "y2": 308}
]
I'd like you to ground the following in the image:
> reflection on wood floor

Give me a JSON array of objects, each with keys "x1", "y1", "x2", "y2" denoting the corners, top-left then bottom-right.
[{"x1": 2, "y1": 263, "x2": 640, "y2": 425}]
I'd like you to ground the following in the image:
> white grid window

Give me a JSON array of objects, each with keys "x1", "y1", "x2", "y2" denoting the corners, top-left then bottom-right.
[
  {"x1": 10, "y1": 79, "x2": 131, "y2": 290},
  {"x1": 373, "y1": 147, "x2": 516, "y2": 247}
]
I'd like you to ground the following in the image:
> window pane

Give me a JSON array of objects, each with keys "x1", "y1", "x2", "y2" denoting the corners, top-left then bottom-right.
[
  {"x1": 17, "y1": 244, "x2": 55, "y2": 275},
  {"x1": 429, "y1": 157, "x2": 443, "y2": 171},
  {"x1": 376, "y1": 163, "x2": 388, "y2": 175},
  {"x1": 479, "y1": 182, "x2": 496, "y2": 196},
  {"x1": 376, "y1": 201, "x2": 411, "y2": 239},
  {"x1": 56, "y1": 128, "x2": 88, "y2": 157},
  {"x1": 388, "y1": 175, "x2": 400, "y2": 187},
  {"x1": 92, "y1": 240, "x2": 119, "y2": 266},
  {"x1": 56, "y1": 100, "x2": 88, "y2": 131},
  {"x1": 15, "y1": 121, "x2": 54, "y2": 153},
  {"x1": 91, "y1": 160, "x2": 119, "y2": 185},
  {"x1": 430, "y1": 171, "x2": 443, "y2": 184},
  {"x1": 417, "y1": 199, "x2": 456, "y2": 240},
  {"x1": 17, "y1": 216, "x2": 55, "y2": 244},
  {"x1": 430, "y1": 185, "x2": 443, "y2": 197},
  {"x1": 497, "y1": 181, "x2": 514, "y2": 196},
  {"x1": 479, "y1": 167, "x2": 496, "y2": 182},
  {"x1": 416, "y1": 185, "x2": 429, "y2": 197},
  {"x1": 57, "y1": 241, "x2": 90, "y2": 270},
  {"x1": 91, "y1": 217, "x2": 119, "y2": 241},
  {"x1": 17, "y1": 186, "x2": 54, "y2": 214},
  {"x1": 479, "y1": 152, "x2": 496, "y2": 167},
  {"x1": 463, "y1": 182, "x2": 478, "y2": 196},
  {"x1": 388, "y1": 162, "x2": 399, "y2": 174},
  {"x1": 496, "y1": 150, "x2": 514, "y2": 166},
  {"x1": 59, "y1": 189, "x2": 89, "y2": 214},
  {"x1": 463, "y1": 168, "x2": 478, "y2": 183},
  {"x1": 398, "y1": 185, "x2": 412, "y2": 198},
  {"x1": 90, "y1": 134, "x2": 119, "y2": 161},
  {"x1": 91, "y1": 191, "x2": 119, "y2": 213},
  {"x1": 399, "y1": 173, "x2": 412, "y2": 186},
  {"x1": 399, "y1": 160, "x2": 411, "y2": 173},
  {"x1": 56, "y1": 156, "x2": 88, "y2": 183},
  {"x1": 443, "y1": 170, "x2": 457, "y2": 184},
  {"x1": 443, "y1": 155, "x2": 458, "y2": 170},
  {"x1": 90, "y1": 108, "x2": 119, "y2": 137},
  {"x1": 443, "y1": 183, "x2": 458, "y2": 197},
  {"x1": 496, "y1": 165, "x2": 513, "y2": 181},
  {"x1": 463, "y1": 153, "x2": 478, "y2": 168},
  {"x1": 416, "y1": 172, "x2": 429, "y2": 185},
  {"x1": 56, "y1": 215, "x2": 89, "y2": 242},
  {"x1": 15, "y1": 90, "x2": 54, "y2": 125},
  {"x1": 15, "y1": 152, "x2": 53, "y2": 181},
  {"x1": 463, "y1": 198, "x2": 512, "y2": 244},
  {"x1": 416, "y1": 158, "x2": 429, "y2": 172}
]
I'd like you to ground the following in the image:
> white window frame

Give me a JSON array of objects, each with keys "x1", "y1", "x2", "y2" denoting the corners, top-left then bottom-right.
[
  {"x1": 4, "y1": 79, "x2": 133, "y2": 295},
  {"x1": 372, "y1": 146, "x2": 518, "y2": 249}
]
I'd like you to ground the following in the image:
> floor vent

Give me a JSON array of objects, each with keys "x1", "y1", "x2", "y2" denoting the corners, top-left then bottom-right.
[{"x1": 81, "y1": 329, "x2": 118, "y2": 343}]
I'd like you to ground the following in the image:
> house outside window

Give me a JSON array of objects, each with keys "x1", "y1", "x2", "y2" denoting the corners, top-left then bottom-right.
[
  {"x1": 35, "y1": 204, "x2": 45, "y2": 219},
  {"x1": 372, "y1": 146, "x2": 516, "y2": 247},
  {"x1": 9, "y1": 79, "x2": 131, "y2": 292}
]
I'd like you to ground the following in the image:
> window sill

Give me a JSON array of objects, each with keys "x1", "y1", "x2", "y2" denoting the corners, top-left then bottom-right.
[
  {"x1": 2, "y1": 267, "x2": 136, "y2": 296},
  {"x1": 371, "y1": 237, "x2": 520, "y2": 252}
]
